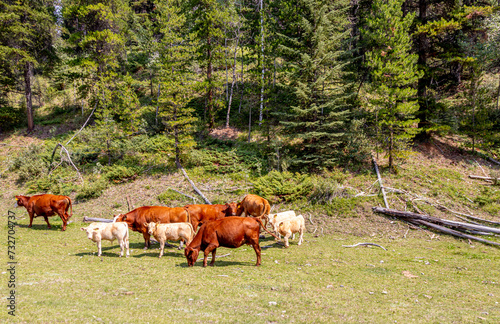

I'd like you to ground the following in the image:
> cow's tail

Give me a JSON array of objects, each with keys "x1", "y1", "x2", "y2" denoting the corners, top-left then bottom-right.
[
  {"x1": 255, "y1": 217, "x2": 279, "y2": 241},
  {"x1": 67, "y1": 197, "x2": 73, "y2": 219},
  {"x1": 185, "y1": 208, "x2": 191, "y2": 227}
]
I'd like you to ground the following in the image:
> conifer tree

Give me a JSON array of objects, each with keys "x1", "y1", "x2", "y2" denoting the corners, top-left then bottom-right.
[
  {"x1": 155, "y1": 0, "x2": 197, "y2": 166},
  {"x1": 278, "y1": 0, "x2": 352, "y2": 170},
  {"x1": 362, "y1": 0, "x2": 421, "y2": 170},
  {"x1": 0, "y1": 0, "x2": 57, "y2": 131}
]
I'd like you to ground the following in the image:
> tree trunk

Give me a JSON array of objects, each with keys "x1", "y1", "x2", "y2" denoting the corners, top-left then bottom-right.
[
  {"x1": 248, "y1": 105, "x2": 252, "y2": 143},
  {"x1": 207, "y1": 35, "x2": 214, "y2": 129},
  {"x1": 258, "y1": 0, "x2": 265, "y2": 126},
  {"x1": 416, "y1": 0, "x2": 428, "y2": 135},
  {"x1": 226, "y1": 25, "x2": 240, "y2": 128},
  {"x1": 155, "y1": 83, "x2": 161, "y2": 126},
  {"x1": 496, "y1": 73, "x2": 499, "y2": 112},
  {"x1": 24, "y1": 62, "x2": 34, "y2": 132},
  {"x1": 239, "y1": 47, "x2": 244, "y2": 114}
]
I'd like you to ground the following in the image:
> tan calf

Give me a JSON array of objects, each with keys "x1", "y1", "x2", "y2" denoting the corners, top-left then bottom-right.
[
  {"x1": 81, "y1": 222, "x2": 129, "y2": 257},
  {"x1": 146, "y1": 222, "x2": 195, "y2": 258},
  {"x1": 267, "y1": 210, "x2": 297, "y2": 239},
  {"x1": 277, "y1": 215, "x2": 305, "y2": 248}
]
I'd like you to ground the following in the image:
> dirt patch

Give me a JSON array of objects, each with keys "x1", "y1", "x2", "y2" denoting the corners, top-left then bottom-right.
[{"x1": 209, "y1": 126, "x2": 242, "y2": 141}]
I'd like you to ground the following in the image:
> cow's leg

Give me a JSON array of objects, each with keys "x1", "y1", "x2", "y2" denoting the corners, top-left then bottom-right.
[
  {"x1": 143, "y1": 232, "x2": 151, "y2": 249},
  {"x1": 28, "y1": 212, "x2": 34, "y2": 228},
  {"x1": 298, "y1": 227, "x2": 304, "y2": 246},
  {"x1": 252, "y1": 243, "x2": 262, "y2": 266},
  {"x1": 178, "y1": 239, "x2": 184, "y2": 250},
  {"x1": 203, "y1": 245, "x2": 217, "y2": 267},
  {"x1": 125, "y1": 238, "x2": 130, "y2": 257},
  {"x1": 43, "y1": 216, "x2": 52, "y2": 229},
  {"x1": 97, "y1": 241, "x2": 102, "y2": 256},
  {"x1": 284, "y1": 231, "x2": 291, "y2": 248},
  {"x1": 119, "y1": 239, "x2": 124, "y2": 257},
  {"x1": 159, "y1": 239, "x2": 165, "y2": 258},
  {"x1": 61, "y1": 215, "x2": 67, "y2": 231}
]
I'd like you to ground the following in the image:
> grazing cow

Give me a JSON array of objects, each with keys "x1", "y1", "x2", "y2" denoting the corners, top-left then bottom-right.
[
  {"x1": 114, "y1": 206, "x2": 190, "y2": 249},
  {"x1": 184, "y1": 216, "x2": 279, "y2": 267},
  {"x1": 277, "y1": 215, "x2": 305, "y2": 248},
  {"x1": 80, "y1": 222, "x2": 130, "y2": 257},
  {"x1": 145, "y1": 222, "x2": 195, "y2": 258},
  {"x1": 15, "y1": 194, "x2": 73, "y2": 231},
  {"x1": 267, "y1": 210, "x2": 297, "y2": 239},
  {"x1": 184, "y1": 203, "x2": 240, "y2": 229},
  {"x1": 237, "y1": 194, "x2": 271, "y2": 227}
]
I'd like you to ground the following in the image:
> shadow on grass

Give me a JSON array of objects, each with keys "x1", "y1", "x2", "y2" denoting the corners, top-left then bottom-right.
[
  {"x1": 179, "y1": 260, "x2": 261, "y2": 268},
  {"x1": 17, "y1": 223, "x2": 63, "y2": 231}
]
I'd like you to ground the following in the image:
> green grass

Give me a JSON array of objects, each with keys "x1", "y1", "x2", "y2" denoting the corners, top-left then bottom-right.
[{"x1": 1, "y1": 210, "x2": 499, "y2": 323}]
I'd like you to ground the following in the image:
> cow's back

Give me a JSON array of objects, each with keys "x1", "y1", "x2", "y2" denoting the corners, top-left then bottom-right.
[{"x1": 203, "y1": 217, "x2": 259, "y2": 248}]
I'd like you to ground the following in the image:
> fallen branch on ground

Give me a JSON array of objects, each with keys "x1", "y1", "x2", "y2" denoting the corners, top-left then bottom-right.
[
  {"x1": 372, "y1": 207, "x2": 500, "y2": 247},
  {"x1": 342, "y1": 243, "x2": 387, "y2": 251},
  {"x1": 83, "y1": 216, "x2": 113, "y2": 223},
  {"x1": 167, "y1": 187, "x2": 197, "y2": 203},
  {"x1": 469, "y1": 175, "x2": 498, "y2": 182}
]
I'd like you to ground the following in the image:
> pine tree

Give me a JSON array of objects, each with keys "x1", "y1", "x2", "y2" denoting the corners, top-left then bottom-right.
[
  {"x1": 0, "y1": 0, "x2": 57, "y2": 131},
  {"x1": 156, "y1": 0, "x2": 197, "y2": 166},
  {"x1": 362, "y1": 0, "x2": 421, "y2": 170},
  {"x1": 278, "y1": 0, "x2": 352, "y2": 170}
]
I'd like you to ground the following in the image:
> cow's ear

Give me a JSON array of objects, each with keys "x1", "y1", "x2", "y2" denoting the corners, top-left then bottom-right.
[
  {"x1": 122, "y1": 215, "x2": 127, "y2": 221},
  {"x1": 143, "y1": 223, "x2": 148, "y2": 227},
  {"x1": 237, "y1": 203, "x2": 241, "y2": 208},
  {"x1": 92, "y1": 228, "x2": 99, "y2": 231},
  {"x1": 80, "y1": 227, "x2": 86, "y2": 231}
]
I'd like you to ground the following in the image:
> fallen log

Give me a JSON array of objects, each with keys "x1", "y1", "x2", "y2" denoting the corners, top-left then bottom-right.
[
  {"x1": 469, "y1": 175, "x2": 498, "y2": 181},
  {"x1": 83, "y1": 216, "x2": 113, "y2": 223},
  {"x1": 373, "y1": 207, "x2": 500, "y2": 235},
  {"x1": 412, "y1": 219, "x2": 500, "y2": 247}
]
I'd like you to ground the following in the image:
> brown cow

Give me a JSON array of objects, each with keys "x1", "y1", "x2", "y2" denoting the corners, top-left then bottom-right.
[
  {"x1": 114, "y1": 206, "x2": 190, "y2": 249},
  {"x1": 184, "y1": 203, "x2": 240, "y2": 229},
  {"x1": 237, "y1": 194, "x2": 271, "y2": 227},
  {"x1": 184, "y1": 216, "x2": 279, "y2": 267},
  {"x1": 15, "y1": 194, "x2": 73, "y2": 231}
]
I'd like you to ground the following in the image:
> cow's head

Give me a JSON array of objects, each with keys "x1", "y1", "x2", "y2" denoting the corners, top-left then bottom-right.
[
  {"x1": 114, "y1": 214, "x2": 127, "y2": 222},
  {"x1": 224, "y1": 202, "x2": 241, "y2": 216},
  {"x1": 15, "y1": 195, "x2": 28, "y2": 207},
  {"x1": 80, "y1": 226, "x2": 99, "y2": 240},
  {"x1": 145, "y1": 222, "x2": 156, "y2": 235},
  {"x1": 184, "y1": 246, "x2": 199, "y2": 267}
]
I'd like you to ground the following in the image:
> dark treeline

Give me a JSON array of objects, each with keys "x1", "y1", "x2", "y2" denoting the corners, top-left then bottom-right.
[{"x1": 1, "y1": 0, "x2": 500, "y2": 172}]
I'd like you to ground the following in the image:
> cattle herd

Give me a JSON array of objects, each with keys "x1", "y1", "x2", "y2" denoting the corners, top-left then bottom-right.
[{"x1": 14, "y1": 193, "x2": 306, "y2": 266}]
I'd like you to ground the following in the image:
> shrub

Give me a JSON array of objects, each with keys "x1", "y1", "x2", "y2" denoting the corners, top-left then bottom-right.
[
  {"x1": 0, "y1": 105, "x2": 24, "y2": 131},
  {"x1": 9, "y1": 145, "x2": 49, "y2": 182},
  {"x1": 76, "y1": 179, "x2": 108, "y2": 201},
  {"x1": 253, "y1": 171, "x2": 313, "y2": 203},
  {"x1": 157, "y1": 189, "x2": 190, "y2": 205},
  {"x1": 103, "y1": 165, "x2": 139, "y2": 183}
]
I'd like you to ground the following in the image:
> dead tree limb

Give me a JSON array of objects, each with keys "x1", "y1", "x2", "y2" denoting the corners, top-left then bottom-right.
[
  {"x1": 48, "y1": 143, "x2": 84, "y2": 185},
  {"x1": 342, "y1": 243, "x2": 387, "y2": 251},
  {"x1": 413, "y1": 219, "x2": 500, "y2": 247},
  {"x1": 83, "y1": 216, "x2": 113, "y2": 223},
  {"x1": 65, "y1": 99, "x2": 98, "y2": 146},
  {"x1": 372, "y1": 156, "x2": 389, "y2": 208},
  {"x1": 469, "y1": 175, "x2": 498, "y2": 181},
  {"x1": 167, "y1": 187, "x2": 197, "y2": 203},
  {"x1": 126, "y1": 196, "x2": 134, "y2": 212},
  {"x1": 176, "y1": 162, "x2": 211, "y2": 204}
]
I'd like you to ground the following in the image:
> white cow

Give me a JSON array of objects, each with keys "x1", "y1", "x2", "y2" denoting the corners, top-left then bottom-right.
[
  {"x1": 145, "y1": 222, "x2": 195, "y2": 258},
  {"x1": 81, "y1": 222, "x2": 130, "y2": 257},
  {"x1": 277, "y1": 215, "x2": 305, "y2": 248},
  {"x1": 267, "y1": 210, "x2": 297, "y2": 239}
]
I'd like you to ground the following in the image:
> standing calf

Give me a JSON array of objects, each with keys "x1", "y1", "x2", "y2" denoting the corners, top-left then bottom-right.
[
  {"x1": 146, "y1": 222, "x2": 195, "y2": 258},
  {"x1": 81, "y1": 222, "x2": 130, "y2": 257},
  {"x1": 267, "y1": 210, "x2": 296, "y2": 239},
  {"x1": 277, "y1": 215, "x2": 305, "y2": 248}
]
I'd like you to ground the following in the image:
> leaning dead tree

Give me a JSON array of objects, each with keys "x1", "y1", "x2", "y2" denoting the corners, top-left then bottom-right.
[
  {"x1": 373, "y1": 207, "x2": 500, "y2": 247},
  {"x1": 372, "y1": 155, "x2": 389, "y2": 208},
  {"x1": 177, "y1": 161, "x2": 211, "y2": 204},
  {"x1": 83, "y1": 216, "x2": 113, "y2": 223},
  {"x1": 48, "y1": 143, "x2": 84, "y2": 185}
]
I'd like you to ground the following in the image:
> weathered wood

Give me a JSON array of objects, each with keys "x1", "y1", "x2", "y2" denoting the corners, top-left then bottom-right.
[
  {"x1": 412, "y1": 219, "x2": 500, "y2": 247},
  {"x1": 177, "y1": 162, "x2": 211, "y2": 204},
  {"x1": 342, "y1": 243, "x2": 387, "y2": 251},
  {"x1": 167, "y1": 187, "x2": 197, "y2": 203},
  {"x1": 126, "y1": 196, "x2": 134, "y2": 212},
  {"x1": 469, "y1": 175, "x2": 498, "y2": 181},
  {"x1": 372, "y1": 156, "x2": 389, "y2": 208},
  {"x1": 83, "y1": 216, "x2": 113, "y2": 223}
]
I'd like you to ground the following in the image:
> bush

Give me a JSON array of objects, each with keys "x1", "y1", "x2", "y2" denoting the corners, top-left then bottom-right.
[
  {"x1": 0, "y1": 105, "x2": 24, "y2": 131},
  {"x1": 9, "y1": 145, "x2": 49, "y2": 182},
  {"x1": 76, "y1": 179, "x2": 108, "y2": 201},
  {"x1": 103, "y1": 165, "x2": 139, "y2": 183},
  {"x1": 253, "y1": 171, "x2": 313, "y2": 203}
]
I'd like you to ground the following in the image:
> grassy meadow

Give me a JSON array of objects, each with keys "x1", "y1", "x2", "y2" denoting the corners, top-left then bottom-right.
[{"x1": 1, "y1": 201, "x2": 499, "y2": 323}]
